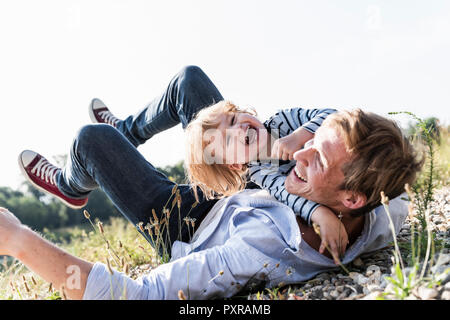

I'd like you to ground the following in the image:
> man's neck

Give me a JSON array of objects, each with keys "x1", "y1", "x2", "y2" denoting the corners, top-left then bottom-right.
[{"x1": 297, "y1": 211, "x2": 365, "y2": 260}]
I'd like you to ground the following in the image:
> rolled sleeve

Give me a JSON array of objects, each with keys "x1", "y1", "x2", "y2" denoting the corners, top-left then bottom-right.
[{"x1": 83, "y1": 241, "x2": 263, "y2": 300}]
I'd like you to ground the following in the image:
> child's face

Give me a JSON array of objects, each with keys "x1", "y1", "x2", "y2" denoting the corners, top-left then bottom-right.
[{"x1": 204, "y1": 111, "x2": 269, "y2": 167}]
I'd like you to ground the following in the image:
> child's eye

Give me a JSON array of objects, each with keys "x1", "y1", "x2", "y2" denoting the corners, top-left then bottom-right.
[{"x1": 231, "y1": 115, "x2": 236, "y2": 126}]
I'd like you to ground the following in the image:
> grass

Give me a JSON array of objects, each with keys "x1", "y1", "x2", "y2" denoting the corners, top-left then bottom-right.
[{"x1": 0, "y1": 118, "x2": 448, "y2": 300}]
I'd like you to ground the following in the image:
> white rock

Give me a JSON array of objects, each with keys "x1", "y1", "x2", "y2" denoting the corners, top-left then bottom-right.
[
  {"x1": 349, "y1": 272, "x2": 360, "y2": 281},
  {"x1": 366, "y1": 265, "x2": 381, "y2": 276},
  {"x1": 367, "y1": 284, "x2": 383, "y2": 292},
  {"x1": 441, "y1": 290, "x2": 450, "y2": 300},
  {"x1": 417, "y1": 286, "x2": 438, "y2": 300},
  {"x1": 330, "y1": 290, "x2": 340, "y2": 299},
  {"x1": 357, "y1": 275, "x2": 370, "y2": 286},
  {"x1": 361, "y1": 291, "x2": 382, "y2": 300},
  {"x1": 349, "y1": 272, "x2": 369, "y2": 285}
]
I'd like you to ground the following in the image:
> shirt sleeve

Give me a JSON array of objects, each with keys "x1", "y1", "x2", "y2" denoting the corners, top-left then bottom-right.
[
  {"x1": 83, "y1": 239, "x2": 266, "y2": 300},
  {"x1": 248, "y1": 162, "x2": 320, "y2": 225},
  {"x1": 264, "y1": 107, "x2": 337, "y2": 137}
]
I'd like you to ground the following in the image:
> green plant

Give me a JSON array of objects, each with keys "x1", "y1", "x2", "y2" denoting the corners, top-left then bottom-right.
[{"x1": 379, "y1": 111, "x2": 444, "y2": 300}]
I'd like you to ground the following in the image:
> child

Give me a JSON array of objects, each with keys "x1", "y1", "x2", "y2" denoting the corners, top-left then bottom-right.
[{"x1": 185, "y1": 100, "x2": 348, "y2": 263}]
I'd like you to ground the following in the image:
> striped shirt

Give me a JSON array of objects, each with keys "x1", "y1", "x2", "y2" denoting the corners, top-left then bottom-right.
[{"x1": 248, "y1": 107, "x2": 337, "y2": 225}]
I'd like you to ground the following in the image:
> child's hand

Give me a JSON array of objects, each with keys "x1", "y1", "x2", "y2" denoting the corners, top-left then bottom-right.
[
  {"x1": 271, "y1": 128, "x2": 313, "y2": 160},
  {"x1": 311, "y1": 206, "x2": 349, "y2": 265}
]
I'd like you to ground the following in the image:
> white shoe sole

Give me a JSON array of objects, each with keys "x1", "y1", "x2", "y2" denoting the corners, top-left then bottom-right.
[{"x1": 88, "y1": 98, "x2": 105, "y2": 124}]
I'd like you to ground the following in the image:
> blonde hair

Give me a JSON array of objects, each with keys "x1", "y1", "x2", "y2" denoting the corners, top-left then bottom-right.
[
  {"x1": 325, "y1": 109, "x2": 424, "y2": 216},
  {"x1": 184, "y1": 100, "x2": 256, "y2": 200}
]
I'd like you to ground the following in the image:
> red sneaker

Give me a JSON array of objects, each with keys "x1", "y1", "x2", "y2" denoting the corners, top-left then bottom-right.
[
  {"x1": 18, "y1": 150, "x2": 88, "y2": 209},
  {"x1": 88, "y1": 98, "x2": 120, "y2": 128}
]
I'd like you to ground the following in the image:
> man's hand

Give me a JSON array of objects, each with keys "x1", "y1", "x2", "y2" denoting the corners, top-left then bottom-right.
[
  {"x1": 311, "y1": 206, "x2": 349, "y2": 265},
  {"x1": 271, "y1": 127, "x2": 314, "y2": 160},
  {"x1": 0, "y1": 207, "x2": 25, "y2": 256}
]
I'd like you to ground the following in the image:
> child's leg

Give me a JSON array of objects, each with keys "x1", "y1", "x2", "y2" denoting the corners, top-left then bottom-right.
[
  {"x1": 118, "y1": 65, "x2": 223, "y2": 147},
  {"x1": 58, "y1": 124, "x2": 218, "y2": 257}
]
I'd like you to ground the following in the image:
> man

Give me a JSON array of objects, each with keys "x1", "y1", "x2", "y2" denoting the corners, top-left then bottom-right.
[{"x1": 2, "y1": 66, "x2": 422, "y2": 299}]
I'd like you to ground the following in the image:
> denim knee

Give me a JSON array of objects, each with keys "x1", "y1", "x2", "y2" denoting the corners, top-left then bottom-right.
[
  {"x1": 178, "y1": 65, "x2": 205, "y2": 82},
  {"x1": 75, "y1": 124, "x2": 118, "y2": 153}
]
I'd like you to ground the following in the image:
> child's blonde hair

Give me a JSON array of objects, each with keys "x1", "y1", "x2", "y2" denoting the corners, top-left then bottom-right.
[{"x1": 185, "y1": 100, "x2": 256, "y2": 201}]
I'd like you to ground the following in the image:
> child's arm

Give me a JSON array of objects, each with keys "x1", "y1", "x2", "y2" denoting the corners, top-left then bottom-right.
[
  {"x1": 265, "y1": 107, "x2": 337, "y2": 138},
  {"x1": 271, "y1": 127, "x2": 313, "y2": 160},
  {"x1": 248, "y1": 164, "x2": 319, "y2": 225},
  {"x1": 266, "y1": 107, "x2": 337, "y2": 160},
  {"x1": 311, "y1": 206, "x2": 349, "y2": 264}
]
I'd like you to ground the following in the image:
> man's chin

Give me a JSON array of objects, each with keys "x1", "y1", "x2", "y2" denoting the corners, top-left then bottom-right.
[{"x1": 284, "y1": 175, "x2": 304, "y2": 196}]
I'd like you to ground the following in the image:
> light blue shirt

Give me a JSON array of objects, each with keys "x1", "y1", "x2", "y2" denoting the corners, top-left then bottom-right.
[{"x1": 83, "y1": 189, "x2": 408, "y2": 300}]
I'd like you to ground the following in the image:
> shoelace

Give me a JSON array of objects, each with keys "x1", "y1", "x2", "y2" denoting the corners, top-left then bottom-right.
[
  {"x1": 31, "y1": 157, "x2": 59, "y2": 186},
  {"x1": 98, "y1": 110, "x2": 119, "y2": 127}
]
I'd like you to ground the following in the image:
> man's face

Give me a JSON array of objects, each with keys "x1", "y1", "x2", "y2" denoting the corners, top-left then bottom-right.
[{"x1": 284, "y1": 124, "x2": 352, "y2": 208}]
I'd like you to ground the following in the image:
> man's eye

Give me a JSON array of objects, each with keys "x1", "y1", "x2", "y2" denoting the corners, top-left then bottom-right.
[{"x1": 315, "y1": 151, "x2": 322, "y2": 167}]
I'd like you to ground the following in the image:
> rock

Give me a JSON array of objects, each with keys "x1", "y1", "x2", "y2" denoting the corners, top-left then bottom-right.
[
  {"x1": 310, "y1": 286, "x2": 324, "y2": 299},
  {"x1": 441, "y1": 290, "x2": 450, "y2": 300},
  {"x1": 417, "y1": 286, "x2": 438, "y2": 300},
  {"x1": 337, "y1": 291, "x2": 349, "y2": 300},
  {"x1": 330, "y1": 289, "x2": 339, "y2": 299},
  {"x1": 367, "y1": 284, "x2": 383, "y2": 292},
  {"x1": 357, "y1": 275, "x2": 369, "y2": 286},
  {"x1": 366, "y1": 265, "x2": 381, "y2": 276},
  {"x1": 316, "y1": 273, "x2": 331, "y2": 281},
  {"x1": 363, "y1": 286, "x2": 370, "y2": 295},
  {"x1": 361, "y1": 291, "x2": 382, "y2": 300},
  {"x1": 352, "y1": 257, "x2": 364, "y2": 267},
  {"x1": 431, "y1": 254, "x2": 450, "y2": 274},
  {"x1": 355, "y1": 284, "x2": 364, "y2": 294}
]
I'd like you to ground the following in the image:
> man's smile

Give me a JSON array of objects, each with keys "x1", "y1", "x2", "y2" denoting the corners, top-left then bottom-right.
[{"x1": 293, "y1": 165, "x2": 307, "y2": 183}]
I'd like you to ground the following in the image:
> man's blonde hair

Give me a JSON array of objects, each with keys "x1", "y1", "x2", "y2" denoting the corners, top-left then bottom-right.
[
  {"x1": 184, "y1": 100, "x2": 256, "y2": 200},
  {"x1": 325, "y1": 109, "x2": 424, "y2": 216}
]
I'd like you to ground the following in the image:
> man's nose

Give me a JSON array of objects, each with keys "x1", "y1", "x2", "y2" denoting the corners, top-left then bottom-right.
[{"x1": 293, "y1": 147, "x2": 312, "y2": 166}]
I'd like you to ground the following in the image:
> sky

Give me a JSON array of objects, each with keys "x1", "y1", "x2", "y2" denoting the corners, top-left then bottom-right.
[{"x1": 0, "y1": 0, "x2": 449, "y2": 190}]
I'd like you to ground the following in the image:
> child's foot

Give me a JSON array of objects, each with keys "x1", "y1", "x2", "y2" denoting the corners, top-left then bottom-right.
[
  {"x1": 88, "y1": 98, "x2": 121, "y2": 128},
  {"x1": 18, "y1": 150, "x2": 88, "y2": 209}
]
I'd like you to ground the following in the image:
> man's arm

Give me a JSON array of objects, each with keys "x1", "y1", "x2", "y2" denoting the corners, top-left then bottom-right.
[{"x1": 0, "y1": 208, "x2": 92, "y2": 299}]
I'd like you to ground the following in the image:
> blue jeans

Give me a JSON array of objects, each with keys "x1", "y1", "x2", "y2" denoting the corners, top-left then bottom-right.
[{"x1": 57, "y1": 66, "x2": 223, "y2": 257}]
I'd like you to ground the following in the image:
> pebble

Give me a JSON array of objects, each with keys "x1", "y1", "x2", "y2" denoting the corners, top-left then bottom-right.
[
  {"x1": 417, "y1": 286, "x2": 439, "y2": 300},
  {"x1": 330, "y1": 290, "x2": 339, "y2": 299},
  {"x1": 352, "y1": 257, "x2": 364, "y2": 267},
  {"x1": 361, "y1": 291, "x2": 382, "y2": 300},
  {"x1": 441, "y1": 290, "x2": 450, "y2": 300}
]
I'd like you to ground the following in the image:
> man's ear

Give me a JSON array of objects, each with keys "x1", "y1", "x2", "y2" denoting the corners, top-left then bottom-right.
[
  {"x1": 341, "y1": 191, "x2": 367, "y2": 210},
  {"x1": 227, "y1": 164, "x2": 243, "y2": 171}
]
